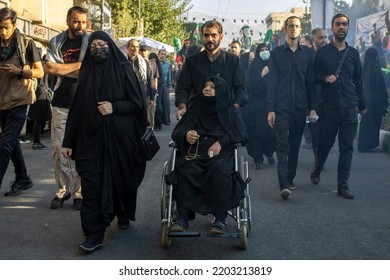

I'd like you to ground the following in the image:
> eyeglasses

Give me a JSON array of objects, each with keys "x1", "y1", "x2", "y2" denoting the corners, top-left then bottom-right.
[{"x1": 334, "y1": 22, "x2": 348, "y2": 27}]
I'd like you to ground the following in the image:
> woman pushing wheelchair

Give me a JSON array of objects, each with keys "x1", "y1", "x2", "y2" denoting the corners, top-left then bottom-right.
[{"x1": 170, "y1": 76, "x2": 248, "y2": 234}]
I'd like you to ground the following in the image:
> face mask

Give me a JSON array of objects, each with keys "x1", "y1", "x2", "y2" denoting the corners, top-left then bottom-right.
[
  {"x1": 91, "y1": 47, "x2": 109, "y2": 63},
  {"x1": 259, "y1": 50, "x2": 270, "y2": 61}
]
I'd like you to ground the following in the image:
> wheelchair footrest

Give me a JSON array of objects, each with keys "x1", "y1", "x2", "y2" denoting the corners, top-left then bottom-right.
[
  {"x1": 207, "y1": 232, "x2": 242, "y2": 238},
  {"x1": 168, "y1": 231, "x2": 201, "y2": 237}
]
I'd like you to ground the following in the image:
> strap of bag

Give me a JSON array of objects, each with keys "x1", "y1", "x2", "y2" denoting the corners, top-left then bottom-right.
[{"x1": 335, "y1": 46, "x2": 349, "y2": 78}]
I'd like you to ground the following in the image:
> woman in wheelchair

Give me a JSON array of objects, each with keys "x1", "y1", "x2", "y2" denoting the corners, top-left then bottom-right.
[{"x1": 170, "y1": 75, "x2": 248, "y2": 234}]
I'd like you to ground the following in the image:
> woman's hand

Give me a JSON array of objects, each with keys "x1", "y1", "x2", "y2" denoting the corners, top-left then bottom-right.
[
  {"x1": 62, "y1": 147, "x2": 73, "y2": 158},
  {"x1": 98, "y1": 101, "x2": 113, "y2": 115},
  {"x1": 186, "y1": 130, "x2": 199, "y2": 144},
  {"x1": 261, "y1": 66, "x2": 269, "y2": 77},
  {"x1": 208, "y1": 141, "x2": 221, "y2": 157}
]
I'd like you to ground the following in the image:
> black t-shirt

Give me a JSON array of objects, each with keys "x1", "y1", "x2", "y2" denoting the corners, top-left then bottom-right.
[
  {"x1": 25, "y1": 39, "x2": 41, "y2": 64},
  {"x1": 51, "y1": 38, "x2": 82, "y2": 108}
]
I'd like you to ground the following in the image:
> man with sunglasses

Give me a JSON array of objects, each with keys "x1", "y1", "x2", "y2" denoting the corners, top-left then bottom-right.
[{"x1": 310, "y1": 13, "x2": 367, "y2": 199}]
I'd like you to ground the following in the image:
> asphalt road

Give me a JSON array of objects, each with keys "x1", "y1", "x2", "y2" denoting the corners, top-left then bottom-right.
[{"x1": 1, "y1": 98, "x2": 390, "y2": 260}]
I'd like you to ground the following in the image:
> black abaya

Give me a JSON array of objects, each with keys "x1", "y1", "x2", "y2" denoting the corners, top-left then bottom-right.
[{"x1": 358, "y1": 48, "x2": 389, "y2": 152}]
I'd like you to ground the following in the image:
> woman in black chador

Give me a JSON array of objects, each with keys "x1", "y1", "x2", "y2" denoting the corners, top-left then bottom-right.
[
  {"x1": 358, "y1": 48, "x2": 389, "y2": 152},
  {"x1": 62, "y1": 31, "x2": 148, "y2": 252},
  {"x1": 242, "y1": 43, "x2": 276, "y2": 169},
  {"x1": 170, "y1": 76, "x2": 247, "y2": 234}
]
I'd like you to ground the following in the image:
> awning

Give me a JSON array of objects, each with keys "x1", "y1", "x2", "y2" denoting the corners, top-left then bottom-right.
[{"x1": 118, "y1": 36, "x2": 175, "y2": 54}]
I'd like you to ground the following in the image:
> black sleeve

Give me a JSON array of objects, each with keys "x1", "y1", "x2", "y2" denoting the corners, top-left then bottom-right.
[
  {"x1": 175, "y1": 59, "x2": 191, "y2": 107},
  {"x1": 26, "y1": 39, "x2": 41, "y2": 64},
  {"x1": 112, "y1": 65, "x2": 146, "y2": 114},
  {"x1": 146, "y1": 63, "x2": 155, "y2": 100}
]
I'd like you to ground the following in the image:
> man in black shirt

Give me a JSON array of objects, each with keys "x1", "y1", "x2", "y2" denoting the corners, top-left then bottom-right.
[
  {"x1": 267, "y1": 16, "x2": 316, "y2": 200},
  {"x1": 45, "y1": 6, "x2": 89, "y2": 210},
  {"x1": 310, "y1": 13, "x2": 366, "y2": 199},
  {"x1": 175, "y1": 20, "x2": 246, "y2": 120}
]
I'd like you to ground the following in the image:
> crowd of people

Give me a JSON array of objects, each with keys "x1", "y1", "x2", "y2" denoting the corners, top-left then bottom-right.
[{"x1": 1, "y1": 5, "x2": 389, "y2": 252}]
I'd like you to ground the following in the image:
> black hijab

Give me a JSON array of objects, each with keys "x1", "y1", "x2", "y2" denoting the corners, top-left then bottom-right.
[
  {"x1": 246, "y1": 43, "x2": 269, "y2": 93},
  {"x1": 363, "y1": 47, "x2": 389, "y2": 115},
  {"x1": 172, "y1": 75, "x2": 248, "y2": 152}
]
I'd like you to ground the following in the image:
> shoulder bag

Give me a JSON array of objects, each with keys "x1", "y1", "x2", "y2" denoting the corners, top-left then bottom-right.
[
  {"x1": 140, "y1": 127, "x2": 160, "y2": 161},
  {"x1": 335, "y1": 46, "x2": 349, "y2": 78}
]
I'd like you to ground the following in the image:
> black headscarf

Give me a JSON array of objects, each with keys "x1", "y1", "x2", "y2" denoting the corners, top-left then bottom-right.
[
  {"x1": 363, "y1": 47, "x2": 389, "y2": 116},
  {"x1": 246, "y1": 43, "x2": 269, "y2": 93},
  {"x1": 172, "y1": 75, "x2": 247, "y2": 152}
]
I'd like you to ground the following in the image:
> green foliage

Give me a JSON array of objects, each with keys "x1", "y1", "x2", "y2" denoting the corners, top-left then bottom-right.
[
  {"x1": 106, "y1": 0, "x2": 190, "y2": 47},
  {"x1": 350, "y1": 0, "x2": 380, "y2": 20},
  {"x1": 301, "y1": 13, "x2": 311, "y2": 36},
  {"x1": 334, "y1": 0, "x2": 351, "y2": 15}
]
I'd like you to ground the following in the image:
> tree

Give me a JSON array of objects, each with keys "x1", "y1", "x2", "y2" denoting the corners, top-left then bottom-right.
[
  {"x1": 301, "y1": 12, "x2": 312, "y2": 36},
  {"x1": 334, "y1": 0, "x2": 351, "y2": 15},
  {"x1": 106, "y1": 0, "x2": 190, "y2": 47},
  {"x1": 350, "y1": 0, "x2": 380, "y2": 20}
]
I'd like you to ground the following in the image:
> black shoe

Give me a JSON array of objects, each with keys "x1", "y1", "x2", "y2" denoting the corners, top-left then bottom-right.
[
  {"x1": 72, "y1": 198, "x2": 82, "y2": 210},
  {"x1": 118, "y1": 220, "x2": 130, "y2": 229},
  {"x1": 4, "y1": 177, "x2": 34, "y2": 196},
  {"x1": 79, "y1": 237, "x2": 103, "y2": 252},
  {"x1": 310, "y1": 172, "x2": 320, "y2": 185},
  {"x1": 254, "y1": 162, "x2": 263, "y2": 170},
  {"x1": 32, "y1": 142, "x2": 48, "y2": 150},
  {"x1": 209, "y1": 221, "x2": 226, "y2": 234},
  {"x1": 280, "y1": 188, "x2": 291, "y2": 200},
  {"x1": 288, "y1": 180, "x2": 296, "y2": 190},
  {"x1": 267, "y1": 157, "x2": 275, "y2": 165},
  {"x1": 170, "y1": 219, "x2": 188, "y2": 232},
  {"x1": 337, "y1": 187, "x2": 354, "y2": 199},
  {"x1": 50, "y1": 192, "x2": 71, "y2": 209}
]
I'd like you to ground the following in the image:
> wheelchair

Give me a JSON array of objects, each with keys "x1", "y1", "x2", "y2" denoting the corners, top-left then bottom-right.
[{"x1": 160, "y1": 141, "x2": 251, "y2": 250}]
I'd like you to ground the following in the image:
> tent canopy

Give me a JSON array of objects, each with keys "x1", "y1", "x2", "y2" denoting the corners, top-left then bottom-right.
[{"x1": 118, "y1": 36, "x2": 175, "y2": 54}]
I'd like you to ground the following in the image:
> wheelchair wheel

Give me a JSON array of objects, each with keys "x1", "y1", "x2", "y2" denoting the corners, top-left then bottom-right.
[
  {"x1": 239, "y1": 222, "x2": 248, "y2": 250},
  {"x1": 160, "y1": 161, "x2": 168, "y2": 219},
  {"x1": 161, "y1": 221, "x2": 171, "y2": 249}
]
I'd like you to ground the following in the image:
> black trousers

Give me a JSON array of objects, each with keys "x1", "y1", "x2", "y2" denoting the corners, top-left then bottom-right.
[
  {"x1": 0, "y1": 105, "x2": 29, "y2": 186},
  {"x1": 313, "y1": 107, "x2": 358, "y2": 188},
  {"x1": 274, "y1": 108, "x2": 307, "y2": 189}
]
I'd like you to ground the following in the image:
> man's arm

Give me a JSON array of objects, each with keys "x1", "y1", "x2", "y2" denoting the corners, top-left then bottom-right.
[
  {"x1": 175, "y1": 60, "x2": 192, "y2": 118},
  {"x1": 45, "y1": 61, "x2": 81, "y2": 78}
]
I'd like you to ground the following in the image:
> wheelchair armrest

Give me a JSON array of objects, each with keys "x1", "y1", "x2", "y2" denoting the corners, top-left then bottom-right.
[{"x1": 168, "y1": 140, "x2": 176, "y2": 148}]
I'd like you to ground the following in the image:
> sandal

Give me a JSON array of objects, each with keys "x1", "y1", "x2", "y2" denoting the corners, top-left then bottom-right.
[
  {"x1": 170, "y1": 219, "x2": 188, "y2": 232},
  {"x1": 209, "y1": 221, "x2": 226, "y2": 234}
]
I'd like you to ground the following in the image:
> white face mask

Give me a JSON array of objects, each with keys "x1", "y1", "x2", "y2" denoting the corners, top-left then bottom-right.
[{"x1": 259, "y1": 50, "x2": 270, "y2": 61}]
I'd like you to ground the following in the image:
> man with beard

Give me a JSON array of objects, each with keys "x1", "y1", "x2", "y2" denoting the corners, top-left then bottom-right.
[
  {"x1": 303, "y1": 28, "x2": 328, "y2": 153},
  {"x1": 267, "y1": 16, "x2": 316, "y2": 200},
  {"x1": 45, "y1": 6, "x2": 89, "y2": 210},
  {"x1": 310, "y1": 14, "x2": 366, "y2": 199},
  {"x1": 311, "y1": 28, "x2": 327, "y2": 51},
  {"x1": 175, "y1": 20, "x2": 246, "y2": 120}
]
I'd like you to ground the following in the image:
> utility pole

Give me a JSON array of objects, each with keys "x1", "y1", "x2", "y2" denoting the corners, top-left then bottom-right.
[
  {"x1": 138, "y1": 0, "x2": 144, "y2": 36},
  {"x1": 100, "y1": 0, "x2": 104, "y2": 31}
]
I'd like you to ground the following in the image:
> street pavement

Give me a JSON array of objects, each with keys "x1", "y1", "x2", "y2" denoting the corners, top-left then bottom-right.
[{"x1": 1, "y1": 97, "x2": 390, "y2": 260}]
